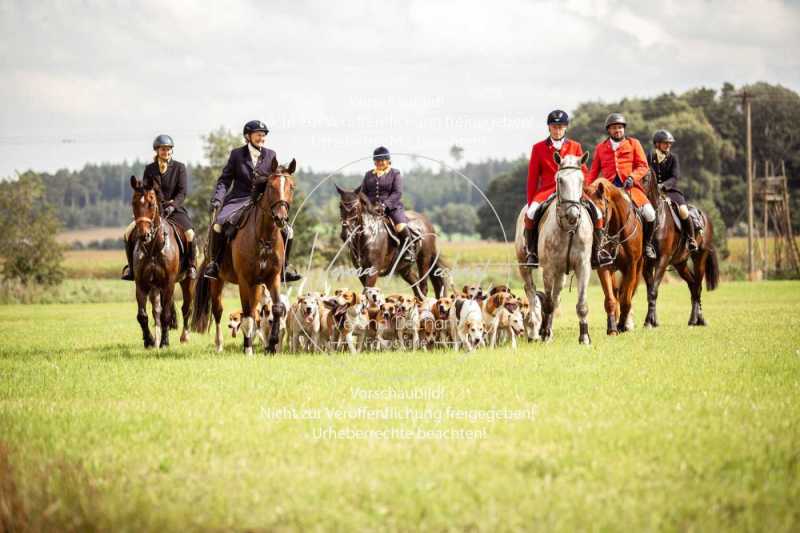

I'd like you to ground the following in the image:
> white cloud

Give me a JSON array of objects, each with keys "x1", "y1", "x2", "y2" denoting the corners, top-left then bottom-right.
[{"x1": 0, "y1": 0, "x2": 797, "y2": 177}]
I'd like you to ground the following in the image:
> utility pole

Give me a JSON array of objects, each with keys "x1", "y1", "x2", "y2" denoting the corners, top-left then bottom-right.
[{"x1": 742, "y1": 90, "x2": 755, "y2": 280}]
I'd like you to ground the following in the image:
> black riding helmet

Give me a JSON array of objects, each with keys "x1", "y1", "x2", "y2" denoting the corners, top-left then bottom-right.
[
  {"x1": 243, "y1": 120, "x2": 269, "y2": 136},
  {"x1": 373, "y1": 146, "x2": 391, "y2": 161},
  {"x1": 547, "y1": 110, "x2": 569, "y2": 125},
  {"x1": 652, "y1": 129, "x2": 675, "y2": 144},
  {"x1": 152, "y1": 134, "x2": 174, "y2": 150},
  {"x1": 604, "y1": 112, "x2": 627, "y2": 129}
]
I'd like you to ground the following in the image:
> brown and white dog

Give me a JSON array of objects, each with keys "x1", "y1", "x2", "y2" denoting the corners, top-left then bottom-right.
[
  {"x1": 321, "y1": 290, "x2": 369, "y2": 353},
  {"x1": 287, "y1": 292, "x2": 323, "y2": 352},
  {"x1": 493, "y1": 306, "x2": 525, "y2": 349},
  {"x1": 519, "y1": 291, "x2": 544, "y2": 342},
  {"x1": 451, "y1": 298, "x2": 485, "y2": 352},
  {"x1": 393, "y1": 294, "x2": 420, "y2": 350},
  {"x1": 433, "y1": 296, "x2": 456, "y2": 348},
  {"x1": 482, "y1": 291, "x2": 521, "y2": 347}
]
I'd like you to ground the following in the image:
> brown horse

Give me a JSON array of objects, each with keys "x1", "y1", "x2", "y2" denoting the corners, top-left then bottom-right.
[
  {"x1": 191, "y1": 159, "x2": 296, "y2": 355},
  {"x1": 642, "y1": 173, "x2": 719, "y2": 327},
  {"x1": 586, "y1": 178, "x2": 645, "y2": 335},
  {"x1": 129, "y1": 176, "x2": 193, "y2": 348},
  {"x1": 335, "y1": 185, "x2": 447, "y2": 299}
]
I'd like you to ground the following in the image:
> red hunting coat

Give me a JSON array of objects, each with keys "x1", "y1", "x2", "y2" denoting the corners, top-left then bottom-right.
[
  {"x1": 587, "y1": 137, "x2": 650, "y2": 207},
  {"x1": 527, "y1": 138, "x2": 587, "y2": 205}
]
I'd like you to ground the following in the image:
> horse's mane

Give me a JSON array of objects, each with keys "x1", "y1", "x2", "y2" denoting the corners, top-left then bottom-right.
[{"x1": 589, "y1": 178, "x2": 632, "y2": 221}]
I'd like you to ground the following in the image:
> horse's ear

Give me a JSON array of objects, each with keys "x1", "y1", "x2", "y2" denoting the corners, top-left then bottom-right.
[
  {"x1": 358, "y1": 190, "x2": 372, "y2": 208},
  {"x1": 334, "y1": 183, "x2": 347, "y2": 196},
  {"x1": 271, "y1": 158, "x2": 279, "y2": 173},
  {"x1": 553, "y1": 152, "x2": 562, "y2": 166},
  {"x1": 580, "y1": 152, "x2": 589, "y2": 165},
  {"x1": 593, "y1": 181, "x2": 605, "y2": 199},
  {"x1": 287, "y1": 158, "x2": 296, "y2": 174},
  {"x1": 130, "y1": 176, "x2": 140, "y2": 190}
]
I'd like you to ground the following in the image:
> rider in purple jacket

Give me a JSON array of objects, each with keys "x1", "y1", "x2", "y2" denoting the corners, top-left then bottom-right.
[{"x1": 357, "y1": 146, "x2": 415, "y2": 262}]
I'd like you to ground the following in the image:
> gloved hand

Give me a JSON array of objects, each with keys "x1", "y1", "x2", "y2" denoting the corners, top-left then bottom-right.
[
  {"x1": 163, "y1": 205, "x2": 175, "y2": 218},
  {"x1": 526, "y1": 202, "x2": 538, "y2": 220},
  {"x1": 210, "y1": 199, "x2": 221, "y2": 213},
  {"x1": 623, "y1": 176, "x2": 634, "y2": 190}
]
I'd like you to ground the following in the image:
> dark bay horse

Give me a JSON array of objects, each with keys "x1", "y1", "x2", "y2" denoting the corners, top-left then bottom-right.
[
  {"x1": 129, "y1": 176, "x2": 193, "y2": 348},
  {"x1": 642, "y1": 173, "x2": 719, "y2": 327},
  {"x1": 191, "y1": 159, "x2": 296, "y2": 355},
  {"x1": 586, "y1": 178, "x2": 645, "y2": 335},
  {"x1": 335, "y1": 185, "x2": 447, "y2": 299}
]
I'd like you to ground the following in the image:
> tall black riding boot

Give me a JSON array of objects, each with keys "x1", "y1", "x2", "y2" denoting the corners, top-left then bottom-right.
[
  {"x1": 524, "y1": 226, "x2": 539, "y2": 267},
  {"x1": 643, "y1": 220, "x2": 657, "y2": 259},
  {"x1": 121, "y1": 236, "x2": 135, "y2": 281},
  {"x1": 398, "y1": 226, "x2": 416, "y2": 263},
  {"x1": 186, "y1": 239, "x2": 197, "y2": 280},
  {"x1": 203, "y1": 231, "x2": 227, "y2": 280},
  {"x1": 682, "y1": 217, "x2": 698, "y2": 252},
  {"x1": 281, "y1": 229, "x2": 302, "y2": 283}
]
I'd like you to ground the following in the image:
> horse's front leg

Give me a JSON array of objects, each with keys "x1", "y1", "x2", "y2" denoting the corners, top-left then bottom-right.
[
  {"x1": 179, "y1": 278, "x2": 192, "y2": 343},
  {"x1": 644, "y1": 256, "x2": 670, "y2": 328},
  {"x1": 149, "y1": 289, "x2": 162, "y2": 348},
  {"x1": 617, "y1": 259, "x2": 642, "y2": 333},
  {"x1": 210, "y1": 279, "x2": 225, "y2": 353},
  {"x1": 136, "y1": 285, "x2": 154, "y2": 348},
  {"x1": 597, "y1": 268, "x2": 618, "y2": 336},
  {"x1": 160, "y1": 286, "x2": 173, "y2": 348},
  {"x1": 266, "y1": 276, "x2": 285, "y2": 354},
  {"x1": 399, "y1": 268, "x2": 426, "y2": 300},
  {"x1": 575, "y1": 262, "x2": 591, "y2": 345}
]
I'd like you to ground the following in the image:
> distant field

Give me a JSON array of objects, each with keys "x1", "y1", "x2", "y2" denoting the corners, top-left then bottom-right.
[
  {"x1": 56, "y1": 226, "x2": 127, "y2": 245},
  {"x1": 1, "y1": 280, "x2": 798, "y2": 531}
]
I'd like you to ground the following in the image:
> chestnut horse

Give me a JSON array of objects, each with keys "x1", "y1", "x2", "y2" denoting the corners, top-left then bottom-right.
[
  {"x1": 335, "y1": 185, "x2": 447, "y2": 299},
  {"x1": 191, "y1": 159, "x2": 296, "y2": 355},
  {"x1": 642, "y1": 173, "x2": 719, "y2": 327},
  {"x1": 586, "y1": 178, "x2": 644, "y2": 335},
  {"x1": 129, "y1": 176, "x2": 193, "y2": 348}
]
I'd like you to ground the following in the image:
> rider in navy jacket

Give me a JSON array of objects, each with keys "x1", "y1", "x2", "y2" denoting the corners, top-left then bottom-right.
[{"x1": 204, "y1": 120, "x2": 301, "y2": 282}]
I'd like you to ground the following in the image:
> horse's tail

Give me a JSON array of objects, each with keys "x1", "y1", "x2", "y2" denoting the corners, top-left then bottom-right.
[
  {"x1": 704, "y1": 246, "x2": 720, "y2": 291},
  {"x1": 190, "y1": 273, "x2": 212, "y2": 333}
]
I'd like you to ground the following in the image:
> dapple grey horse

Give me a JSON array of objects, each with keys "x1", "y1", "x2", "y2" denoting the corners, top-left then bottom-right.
[{"x1": 515, "y1": 152, "x2": 593, "y2": 344}]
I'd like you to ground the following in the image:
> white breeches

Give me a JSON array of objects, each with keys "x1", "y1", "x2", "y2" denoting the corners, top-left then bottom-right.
[
  {"x1": 640, "y1": 203, "x2": 656, "y2": 222},
  {"x1": 677, "y1": 204, "x2": 689, "y2": 220}
]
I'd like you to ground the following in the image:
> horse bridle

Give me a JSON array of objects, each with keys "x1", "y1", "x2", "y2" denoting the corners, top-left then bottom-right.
[
  {"x1": 554, "y1": 164, "x2": 585, "y2": 275},
  {"x1": 134, "y1": 193, "x2": 164, "y2": 247},
  {"x1": 255, "y1": 172, "x2": 293, "y2": 226},
  {"x1": 596, "y1": 187, "x2": 639, "y2": 264},
  {"x1": 554, "y1": 165, "x2": 584, "y2": 232}
]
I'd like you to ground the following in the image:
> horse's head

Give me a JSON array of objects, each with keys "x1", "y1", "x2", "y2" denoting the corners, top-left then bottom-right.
[
  {"x1": 588, "y1": 178, "x2": 625, "y2": 228},
  {"x1": 130, "y1": 175, "x2": 160, "y2": 243},
  {"x1": 553, "y1": 152, "x2": 588, "y2": 227},
  {"x1": 253, "y1": 158, "x2": 296, "y2": 228}
]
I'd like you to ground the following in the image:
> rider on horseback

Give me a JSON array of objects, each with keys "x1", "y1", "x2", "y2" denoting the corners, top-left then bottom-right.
[
  {"x1": 587, "y1": 113, "x2": 658, "y2": 261},
  {"x1": 357, "y1": 146, "x2": 415, "y2": 263},
  {"x1": 203, "y1": 120, "x2": 301, "y2": 282},
  {"x1": 523, "y1": 110, "x2": 590, "y2": 267},
  {"x1": 121, "y1": 134, "x2": 197, "y2": 281},
  {"x1": 647, "y1": 129, "x2": 698, "y2": 252}
]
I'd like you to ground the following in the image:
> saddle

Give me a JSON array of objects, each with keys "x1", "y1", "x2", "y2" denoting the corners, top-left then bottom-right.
[
  {"x1": 664, "y1": 198, "x2": 704, "y2": 233},
  {"x1": 222, "y1": 201, "x2": 256, "y2": 240},
  {"x1": 383, "y1": 219, "x2": 422, "y2": 245},
  {"x1": 165, "y1": 220, "x2": 188, "y2": 265}
]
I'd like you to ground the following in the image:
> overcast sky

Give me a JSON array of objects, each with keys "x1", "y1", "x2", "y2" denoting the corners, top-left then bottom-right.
[{"x1": 1, "y1": 0, "x2": 798, "y2": 178}]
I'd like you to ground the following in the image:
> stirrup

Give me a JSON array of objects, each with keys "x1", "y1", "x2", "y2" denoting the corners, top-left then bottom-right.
[
  {"x1": 187, "y1": 265, "x2": 197, "y2": 280},
  {"x1": 645, "y1": 244, "x2": 657, "y2": 259},
  {"x1": 597, "y1": 249, "x2": 614, "y2": 267},
  {"x1": 525, "y1": 252, "x2": 539, "y2": 268}
]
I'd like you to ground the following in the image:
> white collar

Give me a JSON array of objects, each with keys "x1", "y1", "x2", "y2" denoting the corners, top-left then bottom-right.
[
  {"x1": 610, "y1": 138, "x2": 624, "y2": 151},
  {"x1": 550, "y1": 137, "x2": 565, "y2": 150}
]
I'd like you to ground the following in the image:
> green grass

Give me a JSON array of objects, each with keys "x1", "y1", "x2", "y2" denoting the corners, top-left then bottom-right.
[{"x1": 1, "y1": 281, "x2": 799, "y2": 531}]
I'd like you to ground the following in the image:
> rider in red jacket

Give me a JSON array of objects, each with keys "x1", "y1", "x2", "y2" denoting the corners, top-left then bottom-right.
[
  {"x1": 587, "y1": 113, "x2": 657, "y2": 260},
  {"x1": 524, "y1": 110, "x2": 588, "y2": 266}
]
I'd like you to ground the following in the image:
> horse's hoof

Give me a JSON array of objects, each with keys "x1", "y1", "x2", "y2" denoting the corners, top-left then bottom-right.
[
  {"x1": 579, "y1": 334, "x2": 591, "y2": 345},
  {"x1": 696, "y1": 318, "x2": 706, "y2": 326},
  {"x1": 244, "y1": 347, "x2": 254, "y2": 357},
  {"x1": 607, "y1": 330, "x2": 618, "y2": 337}
]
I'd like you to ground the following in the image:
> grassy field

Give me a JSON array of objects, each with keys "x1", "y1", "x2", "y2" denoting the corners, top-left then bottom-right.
[{"x1": 1, "y1": 280, "x2": 799, "y2": 531}]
